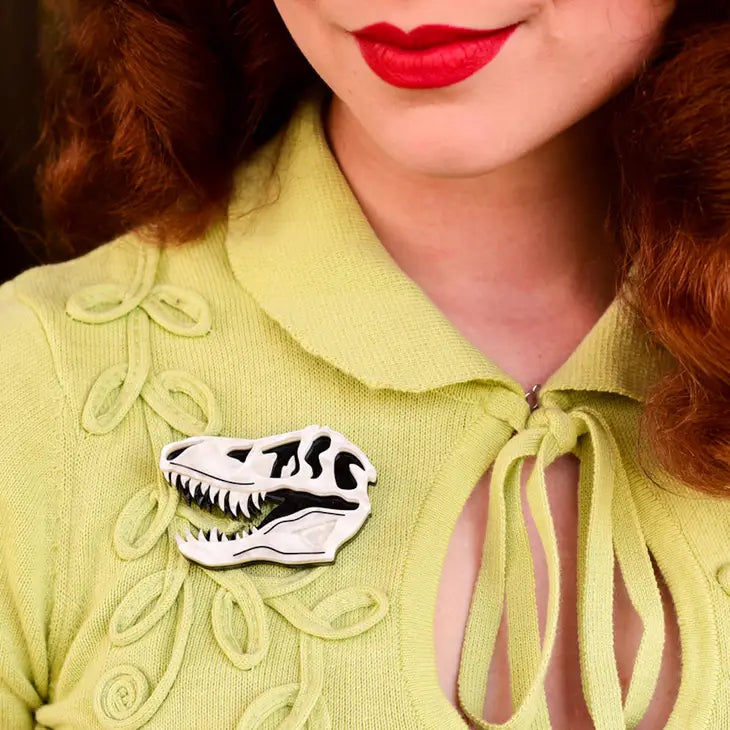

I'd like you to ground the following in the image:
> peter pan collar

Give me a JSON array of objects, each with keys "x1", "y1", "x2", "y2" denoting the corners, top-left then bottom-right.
[{"x1": 223, "y1": 83, "x2": 674, "y2": 401}]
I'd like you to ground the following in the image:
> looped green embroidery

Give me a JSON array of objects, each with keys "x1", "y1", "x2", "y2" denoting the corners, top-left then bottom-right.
[
  {"x1": 82, "y1": 310, "x2": 151, "y2": 434},
  {"x1": 266, "y1": 585, "x2": 389, "y2": 640},
  {"x1": 234, "y1": 579, "x2": 389, "y2": 727},
  {"x1": 235, "y1": 682, "x2": 332, "y2": 730},
  {"x1": 203, "y1": 564, "x2": 388, "y2": 726},
  {"x1": 108, "y1": 554, "x2": 190, "y2": 646},
  {"x1": 140, "y1": 284, "x2": 212, "y2": 337},
  {"x1": 76, "y1": 240, "x2": 390, "y2": 727},
  {"x1": 236, "y1": 634, "x2": 331, "y2": 730},
  {"x1": 210, "y1": 578, "x2": 270, "y2": 671},
  {"x1": 93, "y1": 578, "x2": 193, "y2": 730},
  {"x1": 70, "y1": 241, "x2": 219, "y2": 437},
  {"x1": 81, "y1": 314, "x2": 222, "y2": 436},
  {"x1": 66, "y1": 244, "x2": 159, "y2": 324},
  {"x1": 114, "y1": 482, "x2": 179, "y2": 561},
  {"x1": 279, "y1": 634, "x2": 325, "y2": 730},
  {"x1": 253, "y1": 567, "x2": 328, "y2": 600},
  {"x1": 140, "y1": 369, "x2": 221, "y2": 436}
]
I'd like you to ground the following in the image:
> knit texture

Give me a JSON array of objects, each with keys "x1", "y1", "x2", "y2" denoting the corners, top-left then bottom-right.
[{"x1": 2, "y1": 85, "x2": 730, "y2": 729}]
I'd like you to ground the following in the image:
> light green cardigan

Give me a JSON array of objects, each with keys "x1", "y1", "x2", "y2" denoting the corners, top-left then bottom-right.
[{"x1": 2, "y1": 84, "x2": 730, "y2": 730}]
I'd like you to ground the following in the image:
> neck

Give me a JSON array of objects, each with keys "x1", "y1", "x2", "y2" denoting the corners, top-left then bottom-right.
[
  {"x1": 326, "y1": 97, "x2": 614, "y2": 298},
  {"x1": 323, "y1": 95, "x2": 622, "y2": 337}
]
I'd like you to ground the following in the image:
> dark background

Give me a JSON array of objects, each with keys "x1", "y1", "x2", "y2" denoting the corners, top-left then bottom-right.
[{"x1": 1, "y1": 1, "x2": 44, "y2": 283}]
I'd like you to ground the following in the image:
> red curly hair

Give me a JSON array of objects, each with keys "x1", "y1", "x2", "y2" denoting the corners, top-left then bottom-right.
[{"x1": 38, "y1": 0, "x2": 730, "y2": 496}]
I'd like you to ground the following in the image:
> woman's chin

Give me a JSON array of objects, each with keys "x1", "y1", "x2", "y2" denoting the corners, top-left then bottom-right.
[{"x1": 374, "y1": 127, "x2": 521, "y2": 180}]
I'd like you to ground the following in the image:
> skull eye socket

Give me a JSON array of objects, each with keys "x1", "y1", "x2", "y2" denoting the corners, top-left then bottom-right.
[
  {"x1": 334, "y1": 452, "x2": 365, "y2": 490},
  {"x1": 227, "y1": 448, "x2": 252, "y2": 463}
]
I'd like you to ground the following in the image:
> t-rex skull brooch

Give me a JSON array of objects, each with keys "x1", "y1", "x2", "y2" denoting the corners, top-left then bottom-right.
[{"x1": 159, "y1": 424, "x2": 376, "y2": 568}]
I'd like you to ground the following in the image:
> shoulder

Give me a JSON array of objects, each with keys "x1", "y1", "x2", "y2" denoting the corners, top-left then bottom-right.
[
  {"x1": 0, "y1": 225, "x2": 230, "y2": 374},
  {"x1": 0, "y1": 218, "x2": 308, "y2": 443},
  {"x1": 1, "y1": 231, "x2": 153, "y2": 398},
  {"x1": 0, "y1": 280, "x2": 63, "y2": 464}
]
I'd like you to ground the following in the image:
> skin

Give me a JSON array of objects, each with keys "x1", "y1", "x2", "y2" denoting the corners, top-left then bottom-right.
[{"x1": 270, "y1": 0, "x2": 679, "y2": 723}]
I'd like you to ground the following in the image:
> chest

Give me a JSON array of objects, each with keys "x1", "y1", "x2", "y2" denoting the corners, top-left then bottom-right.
[
  {"x1": 36, "y1": 370, "x2": 724, "y2": 730},
  {"x1": 434, "y1": 452, "x2": 682, "y2": 728}
]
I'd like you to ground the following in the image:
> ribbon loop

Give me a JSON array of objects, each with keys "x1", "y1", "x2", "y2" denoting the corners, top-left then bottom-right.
[
  {"x1": 456, "y1": 400, "x2": 663, "y2": 730},
  {"x1": 575, "y1": 409, "x2": 665, "y2": 728}
]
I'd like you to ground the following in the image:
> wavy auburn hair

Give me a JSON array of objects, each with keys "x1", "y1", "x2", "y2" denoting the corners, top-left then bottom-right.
[{"x1": 38, "y1": 0, "x2": 730, "y2": 496}]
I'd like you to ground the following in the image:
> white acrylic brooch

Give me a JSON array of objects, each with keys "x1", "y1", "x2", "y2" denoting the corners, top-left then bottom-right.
[{"x1": 159, "y1": 424, "x2": 376, "y2": 568}]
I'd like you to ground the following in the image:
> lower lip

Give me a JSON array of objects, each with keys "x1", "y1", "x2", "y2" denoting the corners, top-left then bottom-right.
[{"x1": 354, "y1": 24, "x2": 520, "y2": 89}]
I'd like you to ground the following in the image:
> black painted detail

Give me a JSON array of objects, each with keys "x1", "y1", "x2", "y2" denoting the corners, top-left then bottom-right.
[
  {"x1": 260, "y1": 509, "x2": 347, "y2": 536},
  {"x1": 233, "y1": 544, "x2": 326, "y2": 557},
  {"x1": 182, "y1": 478, "x2": 193, "y2": 506},
  {"x1": 304, "y1": 436, "x2": 331, "y2": 478},
  {"x1": 262, "y1": 440, "x2": 301, "y2": 478},
  {"x1": 198, "y1": 485, "x2": 214, "y2": 511},
  {"x1": 167, "y1": 445, "x2": 190, "y2": 461},
  {"x1": 256, "y1": 488, "x2": 358, "y2": 531},
  {"x1": 167, "y1": 463, "x2": 255, "y2": 487},
  {"x1": 334, "y1": 452, "x2": 365, "y2": 490},
  {"x1": 227, "y1": 448, "x2": 252, "y2": 463}
]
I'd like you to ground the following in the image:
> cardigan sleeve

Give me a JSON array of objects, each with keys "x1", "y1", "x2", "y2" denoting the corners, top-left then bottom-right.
[{"x1": 0, "y1": 281, "x2": 65, "y2": 729}]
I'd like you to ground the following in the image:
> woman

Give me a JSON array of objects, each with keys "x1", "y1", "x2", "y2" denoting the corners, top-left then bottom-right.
[{"x1": 1, "y1": 0, "x2": 729, "y2": 728}]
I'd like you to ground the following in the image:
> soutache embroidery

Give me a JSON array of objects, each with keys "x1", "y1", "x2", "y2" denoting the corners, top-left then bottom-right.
[{"x1": 65, "y1": 239, "x2": 390, "y2": 729}]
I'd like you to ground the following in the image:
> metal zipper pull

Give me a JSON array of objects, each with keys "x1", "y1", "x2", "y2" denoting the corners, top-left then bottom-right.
[{"x1": 525, "y1": 383, "x2": 541, "y2": 412}]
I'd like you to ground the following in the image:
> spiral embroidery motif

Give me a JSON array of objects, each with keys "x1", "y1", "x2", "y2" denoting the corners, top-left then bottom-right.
[{"x1": 94, "y1": 665, "x2": 150, "y2": 722}]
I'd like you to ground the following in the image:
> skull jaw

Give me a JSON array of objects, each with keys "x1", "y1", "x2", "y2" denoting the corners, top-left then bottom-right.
[{"x1": 175, "y1": 505, "x2": 370, "y2": 568}]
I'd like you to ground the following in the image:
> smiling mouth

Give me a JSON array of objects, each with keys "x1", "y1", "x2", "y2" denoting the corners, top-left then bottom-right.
[
  {"x1": 352, "y1": 22, "x2": 513, "y2": 49},
  {"x1": 164, "y1": 470, "x2": 359, "y2": 537}
]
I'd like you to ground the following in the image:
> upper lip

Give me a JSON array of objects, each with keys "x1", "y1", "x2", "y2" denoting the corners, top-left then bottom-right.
[{"x1": 351, "y1": 22, "x2": 515, "y2": 50}]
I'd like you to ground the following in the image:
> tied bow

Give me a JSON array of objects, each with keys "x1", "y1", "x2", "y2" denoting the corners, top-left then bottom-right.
[{"x1": 457, "y1": 392, "x2": 665, "y2": 729}]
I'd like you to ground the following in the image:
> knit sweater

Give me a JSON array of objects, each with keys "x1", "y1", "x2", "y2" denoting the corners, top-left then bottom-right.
[{"x1": 2, "y1": 84, "x2": 730, "y2": 730}]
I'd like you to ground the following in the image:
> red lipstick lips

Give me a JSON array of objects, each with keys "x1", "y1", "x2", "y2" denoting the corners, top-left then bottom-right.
[{"x1": 352, "y1": 21, "x2": 520, "y2": 89}]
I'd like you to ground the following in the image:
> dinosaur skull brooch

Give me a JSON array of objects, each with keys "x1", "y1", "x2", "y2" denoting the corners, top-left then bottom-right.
[{"x1": 160, "y1": 424, "x2": 376, "y2": 568}]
